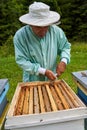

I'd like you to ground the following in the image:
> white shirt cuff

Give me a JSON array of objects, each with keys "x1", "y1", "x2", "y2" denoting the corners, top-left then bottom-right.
[
  {"x1": 61, "y1": 58, "x2": 67, "y2": 64},
  {"x1": 38, "y1": 67, "x2": 46, "y2": 75}
]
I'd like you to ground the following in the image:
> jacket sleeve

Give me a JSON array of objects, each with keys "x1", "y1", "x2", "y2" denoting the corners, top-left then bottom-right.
[
  {"x1": 13, "y1": 34, "x2": 41, "y2": 75},
  {"x1": 57, "y1": 27, "x2": 71, "y2": 64}
]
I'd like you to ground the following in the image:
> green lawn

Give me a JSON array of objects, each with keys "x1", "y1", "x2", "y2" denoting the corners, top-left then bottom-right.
[
  {"x1": 0, "y1": 43, "x2": 87, "y2": 101},
  {"x1": 0, "y1": 56, "x2": 22, "y2": 101}
]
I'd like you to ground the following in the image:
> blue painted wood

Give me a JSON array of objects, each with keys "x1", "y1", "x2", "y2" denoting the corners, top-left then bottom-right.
[
  {"x1": 0, "y1": 79, "x2": 8, "y2": 95},
  {"x1": 0, "y1": 96, "x2": 7, "y2": 116},
  {"x1": 77, "y1": 88, "x2": 87, "y2": 130},
  {"x1": 72, "y1": 70, "x2": 87, "y2": 89},
  {"x1": 77, "y1": 88, "x2": 87, "y2": 104},
  {"x1": 0, "y1": 79, "x2": 9, "y2": 116},
  {"x1": 0, "y1": 82, "x2": 9, "y2": 104},
  {"x1": 72, "y1": 71, "x2": 87, "y2": 130}
]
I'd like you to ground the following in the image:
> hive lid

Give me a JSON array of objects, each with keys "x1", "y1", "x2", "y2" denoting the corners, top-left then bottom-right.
[
  {"x1": 0, "y1": 79, "x2": 8, "y2": 95},
  {"x1": 72, "y1": 70, "x2": 87, "y2": 89}
]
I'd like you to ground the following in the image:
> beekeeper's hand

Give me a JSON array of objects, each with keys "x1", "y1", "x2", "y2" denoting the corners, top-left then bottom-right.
[
  {"x1": 56, "y1": 61, "x2": 66, "y2": 76},
  {"x1": 45, "y1": 70, "x2": 57, "y2": 80}
]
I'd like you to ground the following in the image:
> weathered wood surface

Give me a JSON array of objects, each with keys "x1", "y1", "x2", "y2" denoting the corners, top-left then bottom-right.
[
  {"x1": 29, "y1": 87, "x2": 33, "y2": 114},
  {"x1": 42, "y1": 86, "x2": 51, "y2": 112},
  {"x1": 38, "y1": 85, "x2": 45, "y2": 113}
]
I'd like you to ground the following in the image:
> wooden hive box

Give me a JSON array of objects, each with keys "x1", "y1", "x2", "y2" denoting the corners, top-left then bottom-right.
[
  {"x1": 72, "y1": 70, "x2": 87, "y2": 104},
  {"x1": 5, "y1": 79, "x2": 87, "y2": 130},
  {"x1": 72, "y1": 70, "x2": 87, "y2": 130}
]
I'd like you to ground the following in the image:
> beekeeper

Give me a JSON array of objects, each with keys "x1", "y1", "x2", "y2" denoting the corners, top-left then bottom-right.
[{"x1": 13, "y1": 2, "x2": 71, "y2": 82}]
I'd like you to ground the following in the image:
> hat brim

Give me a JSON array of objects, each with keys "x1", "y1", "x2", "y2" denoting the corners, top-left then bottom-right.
[{"x1": 19, "y1": 11, "x2": 60, "y2": 26}]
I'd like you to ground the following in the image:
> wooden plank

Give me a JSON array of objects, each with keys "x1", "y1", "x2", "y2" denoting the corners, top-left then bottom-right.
[
  {"x1": 60, "y1": 81, "x2": 80, "y2": 108},
  {"x1": 45, "y1": 85, "x2": 57, "y2": 111},
  {"x1": 74, "y1": 78, "x2": 87, "y2": 95},
  {"x1": 38, "y1": 85, "x2": 45, "y2": 113},
  {"x1": 19, "y1": 80, "x2": 61, "y2": 88},
  {"x1": 58, "y1": 83, "x2": 75, "y2": 108},
  {"x1": 7, "y1": 85, "x2": 21, "y2": 116},
  {"x1": 22, "y1": 87, "x2": 29, "y2": 114},
  {"x1": 62, "y1": 79, "x2": 86, "y2": 107},
  {"x1": 29, "y1": 87, "x2": 33, "y2": 114},
  {"x1": 15, "y1": 87, "x2": 25, "y2": 115},
  {"x1": 34, "y1": 87, "x2": 39, "y2": 113},
  {"x1": 42, "y1": 86, "x2": 51, "y2": 112},
  {"x1": 54, "y1": 84, "x2": 70, "y2": 109},
  {"x1": 50, "y1": 85, "x2": 64, "y2": 110}
]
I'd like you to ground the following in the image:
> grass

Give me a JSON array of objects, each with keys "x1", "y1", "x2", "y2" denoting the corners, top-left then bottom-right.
[
  {"x1": 0, "y1": 56, "x2": 22, "y2": 101},
  {"x1": 0, "y1": 42, "x2": 87, "y2": 101}
]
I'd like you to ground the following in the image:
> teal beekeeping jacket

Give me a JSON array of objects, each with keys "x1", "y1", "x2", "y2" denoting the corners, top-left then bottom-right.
[{"x1": 13, "y1": 25, "x2": 71, "y2": 82}]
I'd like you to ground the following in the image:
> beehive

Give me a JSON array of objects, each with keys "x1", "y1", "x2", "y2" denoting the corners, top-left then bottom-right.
[
  {"x1": 14, "y1": 80, "x2": 82, "y2": 116},
  {"x1": 5, "y1": 79, "x2": 87, "y2": 130},
  {"x1": 72, "y1": 70, "x2": 87, "y2": 130}
]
